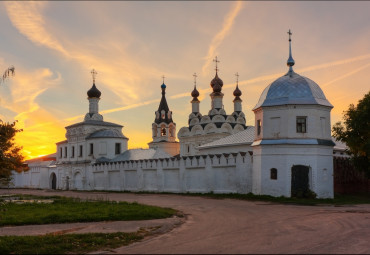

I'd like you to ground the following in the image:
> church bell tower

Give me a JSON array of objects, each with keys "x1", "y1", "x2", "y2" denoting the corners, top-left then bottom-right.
[{"x1": 148, "y1": 76, "x2": 180, "y2": 156}]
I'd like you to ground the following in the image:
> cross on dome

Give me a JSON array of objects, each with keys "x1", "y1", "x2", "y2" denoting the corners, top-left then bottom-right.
[
  {"x1": 213, "y1": 56, "x2": 220, "y2": 73},
  {"x1": 91, "y1": 69, "x2": 97, "y2": 84},
  {"x1": 235, "y1": 72, "x2": 239, "y2": 85},
  {"x1": 193, "y1": 73, "x2": 197, "y2": 86},
  {"x1": 162, "y1": 75, "x2": 166, "y2": 84},
  {"x1": 288, "y1": 29, "x2": 292, "y2": 41},
  {"x1": 287, "y1": 29, "x2": 295, "y2": 73}
]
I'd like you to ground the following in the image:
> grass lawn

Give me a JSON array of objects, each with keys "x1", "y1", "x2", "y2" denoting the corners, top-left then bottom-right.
[
  {"x1": 0, "y1": 232, "x2": 144, "y2": 254},
  {"x1": 0, "y1": 195, "x2": 177, "y2": 226},
  {"x1": 112, "y1": 190, "x2": 370, "y2": 206},
  {"x1": 195, "y1": 192, "x2": 370, "y2": 206}
]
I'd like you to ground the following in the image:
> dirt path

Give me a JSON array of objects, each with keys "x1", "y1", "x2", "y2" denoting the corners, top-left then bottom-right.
[{"x1": 2, "y1": 189, "x2": 370, "y2": 254}]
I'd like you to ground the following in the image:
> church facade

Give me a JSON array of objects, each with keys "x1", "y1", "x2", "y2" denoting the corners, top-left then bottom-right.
[{"x1": 12, "y1": 32, "x2": 336, "y2": 198}]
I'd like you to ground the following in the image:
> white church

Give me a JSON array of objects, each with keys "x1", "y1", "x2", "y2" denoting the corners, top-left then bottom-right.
[{"x1": 12, "y1": 32, "x2": 340, "y2": 198}]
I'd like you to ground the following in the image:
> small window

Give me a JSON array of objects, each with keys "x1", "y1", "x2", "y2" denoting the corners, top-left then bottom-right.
[
  {"x1": 71, "y1": 146, "x2": 75, "y2": 158},
  {"x1": 79, "y1": 145, "x2": 83, "y2": 157},
  {"x1": 89, "y1": 143, "x2": 94, "y2": 155},
  {"x1": 115, "y1": 143, "x2": 121, "y2": 155},
  {"x1": 64, "y1": 147, "x2": 67, "y2": 158},
  {"x1": 60, "y1": 147, "x2": 62, "y2": 158},
  {"x1": 257, "y1": 120, "x2": 262, "y2": 135},
  {"x1": 296, "y1": 117, "x2": 307, "y2": 133},
  {"x1": 187, "y1": 145, "x2": 190, "y2": 153},
  {"x1": 270, "y1": 168, "x2": 277, "y2": 180}
]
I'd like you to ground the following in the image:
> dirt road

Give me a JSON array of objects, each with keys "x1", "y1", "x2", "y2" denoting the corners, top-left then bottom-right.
[{"x1": 2, "y1": 189, "x2": 370, "y2": 254}]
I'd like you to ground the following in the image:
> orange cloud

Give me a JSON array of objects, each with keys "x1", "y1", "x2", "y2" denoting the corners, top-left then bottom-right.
[{"x1": 201, "y1": 1, "x2": 244, "y2": 75}]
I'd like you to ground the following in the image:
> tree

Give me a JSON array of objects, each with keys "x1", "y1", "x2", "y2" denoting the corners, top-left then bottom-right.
[
  {"x1": 0, "y1": 120, "x2": 25, "y2": 182},
  {"x1": 0, "y1": 66, "x2": 24, "y2": 187},
  {"x1": 0, "y1": 66, "x2": 15, "y2": 84},
  {"x1": 332, "y1": 91, "x2": 370, "y2": 177}
]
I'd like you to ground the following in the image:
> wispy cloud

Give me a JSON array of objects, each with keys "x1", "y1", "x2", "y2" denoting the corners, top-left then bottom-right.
[
  {"x1": 201, "y1": 1, "x2": 243, "y2": 75},
  {"x1": 322, "y1": 62, "x2": 370, "y2": 88},
  {"x1": 5, "y1": 2, "x2": 70, "y2": 57},
  {"x1": 0, "y1": 67, "x2": 63, "y2": 159},
  {"x1": 28, "y1": 53, "x2": 370, "y2": 126},
  {"x1": 4, "y1": 1, "x2": 161, "y2": 103},
  {"x1": 298, "y1": 54, "x2": 370, "y2": 73}
]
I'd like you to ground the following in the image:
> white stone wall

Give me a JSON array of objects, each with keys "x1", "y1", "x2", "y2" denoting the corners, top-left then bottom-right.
[
  {"x1": 10, "y1": 152, "x2": 252, "y2": 194},
  {"x1": 252, "y1": 144, "x2": 334, "y2": 198},
  {"x1": 259, "y1": 105, "x2": 332, "y2": 140}
]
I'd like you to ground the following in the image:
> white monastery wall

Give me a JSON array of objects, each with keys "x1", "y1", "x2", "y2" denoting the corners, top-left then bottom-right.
[{"x1": 12, "y1": 152, "x2": 252, "y2": 195}]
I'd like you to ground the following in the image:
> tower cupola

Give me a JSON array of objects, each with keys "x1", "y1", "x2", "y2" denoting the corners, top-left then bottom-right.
[
  {"x1": 233, "y1": 72, "x2": 243, "y2": 113},
  {"x1": 191, "y1": 73, "x2": 200, "y2": 113},
  {"x1": 84, "y1": 69, "x2": 103, "y2": 121}
]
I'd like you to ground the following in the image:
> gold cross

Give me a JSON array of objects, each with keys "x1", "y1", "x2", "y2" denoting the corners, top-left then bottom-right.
[
  {"x1": 162, "y1": 75, "x2": 165, "y2": 84},
  {"x1": 213, "y1": 56, "x2": 220, "y2": 72},
  {"x1": 91, "y1": 69, "x2": 97, "y2": 84},
  {"x1": 193, "y1": 73, "x2": 197, "y2": 86},
  {"x1": 288, "y1": 29, "x2": 292, "y2": 41},
  {"x1": 235, "y1": 72, "x2": 239, "y2": 84}
]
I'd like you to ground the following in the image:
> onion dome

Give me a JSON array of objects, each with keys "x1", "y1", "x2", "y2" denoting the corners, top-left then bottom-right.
[
  {"x1": 213, "y1": 82, "x2": 222, "y2": 93},
  {"x1": 252, "y1": 30, "x2": 332, "y2": 110},
  {"x1": 210, "y1": 73, "x2": 223, "y2": 92},
  {"x1": 87, "y1": 83, "x2": 101, "y2": 98},
  {"x1": 161, "y1": 83, "x2": 166, "y2": 89},
  {"x1": 191, "y1": 85, "x2": 199, "y2": 98},
  {"x1": 253, "y1": 72, "x2": 332, "y2": 110},
  {"x1": 233, "y1": 84, "x2": 242, "y2": 97}
]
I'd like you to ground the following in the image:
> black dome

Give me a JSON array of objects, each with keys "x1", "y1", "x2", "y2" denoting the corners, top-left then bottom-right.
[
  {"x1": 210, "y1": 73, "x2": 223, "y2": 91},
  {"x1": 233, "y1": 85, "x2": 242, "y2": 97},
  {"x1": 191, "y1": 86, "x2": 199, "y2": 98},
  {"x1": 87, "y1": 84, "x2": 101, "y2": 98}
]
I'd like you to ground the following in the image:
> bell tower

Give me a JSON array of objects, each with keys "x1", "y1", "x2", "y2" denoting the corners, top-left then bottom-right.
[{"x1": 148, "y1": 76, "x2": 180, "y2": 156}]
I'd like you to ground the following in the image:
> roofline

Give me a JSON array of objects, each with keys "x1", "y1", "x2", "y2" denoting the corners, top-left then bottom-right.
[
  {"x1": 86, "y1": 136, "x2": 128, "y2": 140},
  {"x1": 198, "y1": 142, "x2": 252, "y2": 150},
  {"x1": 66, "y1": 121, "x2": 123, "y2": 129},
  {"x1": 252, "y1": 103, "x2": 333, "y2": 112}
]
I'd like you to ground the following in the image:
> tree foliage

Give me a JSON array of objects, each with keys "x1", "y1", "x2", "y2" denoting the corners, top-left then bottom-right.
[
  {"x1": 0, "y1": 66, "x2": 15, "y2": 84},
  {"x1": 0, "y1": 120, "x2": 25, "y2": 180},
  {"x1": 332, "y1": 91, "x2": 370, "y2": 176}
]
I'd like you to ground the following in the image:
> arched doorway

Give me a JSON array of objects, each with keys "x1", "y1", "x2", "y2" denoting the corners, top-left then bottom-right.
[
  {"x1": 291, "y1": 165, "x2": 309, "y2": 197},
  {"x1": 74, "y1": 172, "x2": 83, "y2": 190},
  {"x1": 50, "y1": 173, "x2": 57, "y2": 190}
]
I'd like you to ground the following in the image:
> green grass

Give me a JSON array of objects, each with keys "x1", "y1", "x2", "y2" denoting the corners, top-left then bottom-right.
[
  {"x1": 0, "y1": 232, "x2": 143, "y2": 254},
  {"x1": 0, "y1": 195, "x2": 177, "y2": 226},
  {"x1": 91, "y1": 190, "x2": 370, "y2": 206},
  {"x1": 193, "y1": 192, "x2": 370, "y2": 206}
]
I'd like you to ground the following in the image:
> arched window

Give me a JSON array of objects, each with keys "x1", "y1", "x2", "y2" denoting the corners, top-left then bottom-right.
[
  {"x1": 161, "y1": 128, "x2": 166, "y2": 136},
  {"x1": 270, "y1": 168, "x2": 277, "y2": 180}
]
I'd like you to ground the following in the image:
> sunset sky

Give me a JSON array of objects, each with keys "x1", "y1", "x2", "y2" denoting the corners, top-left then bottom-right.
[{"x1": 0, "y1": 1, "x2": 369, "y2": 159}]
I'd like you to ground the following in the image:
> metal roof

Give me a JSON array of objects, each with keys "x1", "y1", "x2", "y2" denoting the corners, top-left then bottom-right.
[
  {"x1": 85, "y1": 129, "x2": 127, "y2": 139},
  {"x1": 198, "y1": 126, "x2": 255, "y2": 149},
  {"x1": 66, "y1": 120, "x2": 123, "y2": 129},
  {"x1": 111, "y1": 148, "x2": 171, "y2": 162},
  {"x1": 251, "y1": 138, "x2": 335, "y2": 146},
  {"x1": 253, "y1": 71, "x2": 333, "y2": 110}
]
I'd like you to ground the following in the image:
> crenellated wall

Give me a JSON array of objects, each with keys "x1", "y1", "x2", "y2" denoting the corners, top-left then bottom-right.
[
  {"x1": 90, "y1": 152, "x2": 252, "y2": 194},
  {"x1": 11, "y1": 152, "x2": 252, "y2": 194}
]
